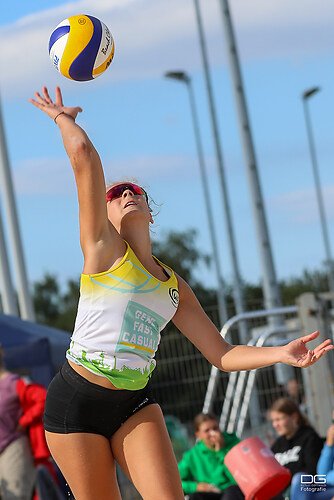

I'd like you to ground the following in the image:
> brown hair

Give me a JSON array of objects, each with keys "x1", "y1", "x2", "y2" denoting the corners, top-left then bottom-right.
[
  {"x1": 193, "y1": 412, "x2": 219, "y2": 432},
  {"x1": 270, "y1": 397, "x2": 310, "y2": 428}
]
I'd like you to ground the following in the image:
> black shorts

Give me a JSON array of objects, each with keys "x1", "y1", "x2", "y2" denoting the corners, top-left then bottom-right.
[{"x1": 43, "y1": 361, "x2": 156, "y2": 438}]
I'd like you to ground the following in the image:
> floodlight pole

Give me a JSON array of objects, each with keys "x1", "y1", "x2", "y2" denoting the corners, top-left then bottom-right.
[
  {"x1": 0, "y1": 209, "x2": 18, "y2": 315},
  {"x1": 217, "y1": 0, "x2": 296, "y2": 387},
  {"x1": 165, "y1": 71, "x2": 228, "y2": 328},
  {"x1": 218, "y1": 0, "x2": 282, "y2": 318},
  {"x1": 302, "y1": 87, "x2": 334, "y2": 305},
  {"x1": 0, "y1": 94, "x2": 35, "y2": 320},
  {"x1": 193, "y1": 0, "x2": 248, "y2": 343}
]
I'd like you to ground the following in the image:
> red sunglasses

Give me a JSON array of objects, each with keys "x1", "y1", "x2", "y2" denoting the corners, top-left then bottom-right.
[{"x1": 106, "y1": 183, "x2": 148, "y2": 203}]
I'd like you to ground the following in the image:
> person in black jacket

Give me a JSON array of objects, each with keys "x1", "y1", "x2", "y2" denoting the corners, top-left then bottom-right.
[{"x1": 270, "y1": 397, "x2": 323, "y2": 479}]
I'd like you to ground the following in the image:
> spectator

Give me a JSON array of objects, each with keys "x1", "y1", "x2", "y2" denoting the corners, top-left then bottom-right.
[
  {"x1": 270, "y1": 397, "x2": 323, "y2": 499},
  {"x1": 0, "y1": 345, "x2": 59, "y2": 500},
  {"x1": 0, "y1": 345, "x2": 36, "y2": 500},
  {"x1": 290, "y1": 409, "x2": 334, "y2": 500},
  {"x1": 178, "y1": 412, "x2": 244, "y2": 500},
  {"x1": 16, "y1": 376, "x2": 60, "y2": 499}
]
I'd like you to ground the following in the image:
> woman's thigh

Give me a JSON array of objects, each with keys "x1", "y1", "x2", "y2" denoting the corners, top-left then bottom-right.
[
  {"x1": 110, "y1": 404, "x2": 184, "y2": 500},
  {"x1": 45, "y1": 431, "x2": 121, "y2": 500}
]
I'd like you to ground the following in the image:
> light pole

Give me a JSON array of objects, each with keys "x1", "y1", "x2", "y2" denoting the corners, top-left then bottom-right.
[
  {"x1": 218, "y1": 0, "x2": 294, "y2": 390},
  {"x1": 302, "y1": 87, "x2": 334, "y2": 303},
  {"x1": 0, "y1": 94, "x2": 35, "y2": 320},
  {"x1": 164, "y1": 70, "x2": 228, "y2": 329},
  {"x1": 192, "y1": 0, "x2": 248, "y2": 344},
  {"x1": 217, "y1": 0, "x2": 282, "y2": 319}
]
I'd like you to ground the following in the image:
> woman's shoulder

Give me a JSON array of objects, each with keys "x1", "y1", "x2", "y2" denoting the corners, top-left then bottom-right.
[
  {"x1": 295, "y1": 426, "x2": 323, "y2": 446},
  {"x1": 299, "y1": 425, "x2": 321, "y2": 438}
]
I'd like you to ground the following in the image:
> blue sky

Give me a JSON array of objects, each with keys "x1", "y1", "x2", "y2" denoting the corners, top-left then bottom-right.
[{"x1": 1, "y1": 0, "x2": 334, "y2": 296}]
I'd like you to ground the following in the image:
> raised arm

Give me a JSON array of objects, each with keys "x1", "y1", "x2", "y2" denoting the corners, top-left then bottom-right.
[
  {"x1": 29, "y1": 86, "x2": 124, "y2": 272},
  {"x1": 172, "y1": 276, "x2": 334, "y2": 372}
]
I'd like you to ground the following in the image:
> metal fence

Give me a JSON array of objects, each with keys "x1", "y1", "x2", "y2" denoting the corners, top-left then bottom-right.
[
  {"x1": 151, "y1": 305, "x2": 300, "y2": 435},
  {"x1": 118, "y1": 293, "x2": 334, "y2": 498}
]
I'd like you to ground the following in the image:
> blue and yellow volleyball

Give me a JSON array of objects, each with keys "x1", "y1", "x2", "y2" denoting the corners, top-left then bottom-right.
[{"x1": 49, "y1": 15, "x2": 115, "y2": 81}]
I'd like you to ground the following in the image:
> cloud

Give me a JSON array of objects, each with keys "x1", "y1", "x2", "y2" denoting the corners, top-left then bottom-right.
[
  {"x1": 1, "y1": 0, "x2": 334, "y2": 97},
  {"x1": 269, "y1": 184, "x2": 334, "y2": 225},
  {"x1": 12, "y1": 152, "x2": 206, "y2": 195},
  {"x1": 12, "y1": 157, "x2": 76, "y2": 195}
]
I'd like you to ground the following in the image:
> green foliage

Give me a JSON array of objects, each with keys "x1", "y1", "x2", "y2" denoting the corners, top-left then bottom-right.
[
  {"x1": 280, "y1": 268, "x2": 329, "y2": 305},
  {"x1": 152, "y1": 228, "x2": 210, "y2": 288},
  {"x1": 33, "y1": 273, "x2": 80, "y2": 331},
  {"x1": 152, "y1": 228, "x2": 219, "y2": 316},
  {"x1": 31, "y1": 231, "x2": 332, "y2": 332}
]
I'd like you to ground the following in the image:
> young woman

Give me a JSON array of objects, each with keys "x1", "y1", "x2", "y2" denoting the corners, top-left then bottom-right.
[
  {"x1": 270, "y1": 398, "x2": 324, "y2": 478},
  {"x1": 29, "y1": 87, "x2": 333, "y2": 500},
  {"x1": 287, "y1": 408, "x2": 334, "y2": 500}
]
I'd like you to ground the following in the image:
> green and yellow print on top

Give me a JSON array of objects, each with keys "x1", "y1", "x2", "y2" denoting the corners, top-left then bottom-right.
[{"x1": 66, "y1": 242, "x2": 179, "y2": 390}]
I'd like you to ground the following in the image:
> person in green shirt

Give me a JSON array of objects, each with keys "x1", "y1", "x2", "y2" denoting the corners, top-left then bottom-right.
[{"x1": 178, "y1": 413, "x2": 244, "y2": 499}]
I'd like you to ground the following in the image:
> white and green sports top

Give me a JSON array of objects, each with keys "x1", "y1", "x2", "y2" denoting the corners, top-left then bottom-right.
[{"x1": 66, "y1": 242, "x2": 179, "y2": 390}]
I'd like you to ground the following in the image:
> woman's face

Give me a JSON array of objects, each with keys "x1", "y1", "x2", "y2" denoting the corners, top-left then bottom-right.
[
  {"x1": 270, "y1": 410, "x2": 298, "y2": 439},
  {"x1": 106, "y1": 183, "x2": 152, "y2": 231}
]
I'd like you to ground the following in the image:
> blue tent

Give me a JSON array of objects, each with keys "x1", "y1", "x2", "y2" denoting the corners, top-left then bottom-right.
[{"x1": 0, "y1": 313, "x2": 71, "y2": 388}]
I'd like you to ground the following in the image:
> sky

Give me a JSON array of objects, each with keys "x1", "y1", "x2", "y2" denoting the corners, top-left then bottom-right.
[{"x1": 0, "y1": 0, "x2": 334, "y2": 301}]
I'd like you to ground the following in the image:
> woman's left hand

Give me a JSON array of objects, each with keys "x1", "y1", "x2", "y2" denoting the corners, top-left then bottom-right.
[
  {"x1": 29, "y1": 86, "x2": 82, "y2": 122},
  {"x1": 282, "y1": 330, "x2": 333, "y2": 367}
]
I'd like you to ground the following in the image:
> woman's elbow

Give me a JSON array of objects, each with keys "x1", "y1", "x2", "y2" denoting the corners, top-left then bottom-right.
[
  {"x1": 210, "y1": 357, "x2": 230, "y2": 372},
  {"x1": 68, "y1": 138, "x2": 92, "y2": 167}
]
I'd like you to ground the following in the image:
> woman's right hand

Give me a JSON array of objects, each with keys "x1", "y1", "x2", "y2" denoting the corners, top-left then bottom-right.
[
  {"x1": 196, "y1": 483, "x2": 221, "y2": 493},
  {"x1": 29, "y1": 86, "x2": 82, "y2": 122}
]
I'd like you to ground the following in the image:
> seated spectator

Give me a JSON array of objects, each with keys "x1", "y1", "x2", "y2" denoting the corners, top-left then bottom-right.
[
  {"x1": 178, "y1": 412, "x2": 244, "y2": 500},
  {"x1": 0, "y1": 345, "x2": 36, "y2": 500},
  {"x1": 289, "y1": 409, "x2": 334, "y2": 500},
  {"x1": 270, "y1": 398, "x2": 323, "y2": 477},
  {"x1": 270, "y1": 397, "x2": 324, "y2": 500},
  {"x1": 0, "y1": 345, "x2": 59, "y2": 500}
]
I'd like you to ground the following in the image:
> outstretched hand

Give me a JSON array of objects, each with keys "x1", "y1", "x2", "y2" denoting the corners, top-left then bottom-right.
[
  {"x1": 29, "y1": 86, "x2": 82, "y2": 122},
  {"x1": 282, "y1": 330, "x2": 333, "y2": 368}
]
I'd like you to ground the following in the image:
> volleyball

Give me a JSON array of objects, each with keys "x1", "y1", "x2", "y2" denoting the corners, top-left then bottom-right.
[{"x1": 48, "y1": 15, "x2": 115, "y2": 81}]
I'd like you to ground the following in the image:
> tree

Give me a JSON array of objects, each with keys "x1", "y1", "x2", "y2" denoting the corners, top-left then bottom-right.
[
  {"x1": 33, "y1": 274, "x2": 61, "y2": 326},
  {"x1": 152, "y1": 228, "x2": 218, "y2": 311},
  {"x1": 280, "y1": 267, "x2": 329, "y2": 306},
  {"x1": 33, "y1": 274, "x2": 79, "y2": 331}
]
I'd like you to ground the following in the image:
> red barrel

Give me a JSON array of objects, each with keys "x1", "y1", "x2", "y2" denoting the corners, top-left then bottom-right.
[{"x1": 224, "y1": 436, "x2": 291, "y2": 500}]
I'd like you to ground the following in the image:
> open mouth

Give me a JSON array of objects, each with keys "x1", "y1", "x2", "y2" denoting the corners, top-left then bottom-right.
[{"x1": 124, "y1": 201, "x2": 137, "y2": 208}]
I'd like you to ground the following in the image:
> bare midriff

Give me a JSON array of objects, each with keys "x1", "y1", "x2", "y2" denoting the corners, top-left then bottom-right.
[{"x1": 68, "y1": 360, "x2": 124, "y2": 390}]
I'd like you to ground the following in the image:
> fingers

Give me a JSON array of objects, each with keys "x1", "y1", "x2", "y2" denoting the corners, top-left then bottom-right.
[
  {"x1": 315, "y1": 345, "x2": 334, "y2": 357},
  {"x1": 55, "y1": 86, "x2": 64, "y2": 107},
  {"x1": 300, "y1": 330, "x2": 319, "y2": 344},
  {"x1": 42, "y1": 86, "x2": 53, "y2": 104},
  {"x1": 29, "y1": 87, "x2": 57, "y2": 106},
  {"x1": 33, "y1": 91, "x2": 46, "y2": 105},
  {"x1": 308, "y1": 344, "x2": 333, "y2": 365},
  {"x1": 304, "y1": 350, "x2": 313, "y2": 364},
  {"x1": 28, "y1": 98, "x2": 44, "y2": 110},
  {"x1": 313, "y1": 339, "x2": 332, "y2": 353}
]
